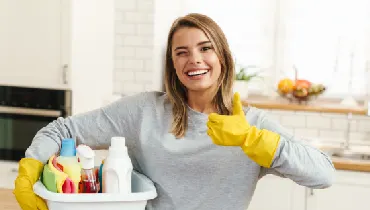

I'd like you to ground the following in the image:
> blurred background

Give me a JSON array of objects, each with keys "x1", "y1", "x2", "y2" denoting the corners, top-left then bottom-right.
[{"x1": 0, "y1": 0, "x2": 370, "y2": 209}]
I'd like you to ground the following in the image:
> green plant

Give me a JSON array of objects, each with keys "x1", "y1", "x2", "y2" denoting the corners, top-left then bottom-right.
[{"x1": 235, "y1": 66, "x2": 261, "y2": 82}]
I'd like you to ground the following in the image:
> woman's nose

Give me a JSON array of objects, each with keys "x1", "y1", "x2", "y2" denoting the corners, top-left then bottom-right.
[{"x1": 189, "y1": 51, "x2": 202, "y2": 64}]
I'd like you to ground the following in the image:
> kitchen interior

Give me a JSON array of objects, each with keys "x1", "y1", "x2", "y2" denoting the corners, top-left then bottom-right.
[{"x1": 1, "y1": 0, "x2": 370, "y2": 209}]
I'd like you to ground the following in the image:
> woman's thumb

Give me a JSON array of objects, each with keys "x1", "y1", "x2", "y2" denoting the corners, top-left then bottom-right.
[{"x1": 232, "y1": 92, "x2": 244, "y2": 116}]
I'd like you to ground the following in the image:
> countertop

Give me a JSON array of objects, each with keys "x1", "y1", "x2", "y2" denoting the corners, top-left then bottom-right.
[
  {"x1": 332, "y1": 158, "x2": 370, "y2": 172},
  {"x1": 243, "y1": 95, "x2": 368, "y2": 115},
  {"x1": 0, "y1": 188, "x2": 20, "y2": 210}
]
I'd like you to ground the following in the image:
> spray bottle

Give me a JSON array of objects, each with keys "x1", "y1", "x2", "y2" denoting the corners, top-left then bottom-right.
[{"x1": 76, "y1": 145, "x2": 99, "y2": 193}]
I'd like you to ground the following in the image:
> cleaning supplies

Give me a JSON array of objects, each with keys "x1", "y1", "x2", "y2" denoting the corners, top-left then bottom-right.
[
  {"x1": 98, "y1": 159, "x2": 104, "y2": 193},
  {"x1": 56, "y1": 138, "x2": 81, "y2": 192},
  {"x1": 102, "y1": 137, "x2": 133, "y2": 194},
  {"x1": 42, "y1": 155, "x2": 76, "y2": 193},
  {"x1": 76, "y1": 145, "x2": 99, "y2": 193}
]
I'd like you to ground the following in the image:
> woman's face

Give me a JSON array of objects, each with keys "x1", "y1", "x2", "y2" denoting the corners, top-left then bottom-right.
[{"x1": 171, "y1": 27, "x2": 222, "y2": 92}]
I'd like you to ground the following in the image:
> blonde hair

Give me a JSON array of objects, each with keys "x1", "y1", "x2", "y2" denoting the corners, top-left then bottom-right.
[{"x1": 164, "y1": 13, "x2": 235, "y2": 138}]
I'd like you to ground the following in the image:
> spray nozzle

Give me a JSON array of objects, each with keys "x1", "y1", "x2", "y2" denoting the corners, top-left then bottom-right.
[{"x1": 76, "y1": 144, "x2": 95, "y2": 169}]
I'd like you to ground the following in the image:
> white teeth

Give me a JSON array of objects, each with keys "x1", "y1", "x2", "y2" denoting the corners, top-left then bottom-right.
[{"x1": 187, "y1": 70, "x2": 208, "y2": 76}]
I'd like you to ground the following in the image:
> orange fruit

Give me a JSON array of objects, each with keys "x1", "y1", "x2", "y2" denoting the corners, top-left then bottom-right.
[
  {"x1": 294, "y1": 79, "x2": 311, "y2": 90},
  {"x1": 278, "y1": 78, "x2": 294, "y2": 94}
]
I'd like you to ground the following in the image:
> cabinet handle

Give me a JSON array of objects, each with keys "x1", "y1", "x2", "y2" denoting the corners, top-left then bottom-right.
[
  {"x1": 11, "y1": 168, "x2": 18, "y2": 173},
  {"x1": 310, "y1": 188, "x2": 314, "y2": 196},
  {"x1": 62, "y1": 64, "x2": 68, "y2": 84}
]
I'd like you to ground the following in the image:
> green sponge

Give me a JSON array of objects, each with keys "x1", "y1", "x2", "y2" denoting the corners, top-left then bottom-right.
[{"x1": 42, "y1": 163, "x2": 58, "y2": 193}]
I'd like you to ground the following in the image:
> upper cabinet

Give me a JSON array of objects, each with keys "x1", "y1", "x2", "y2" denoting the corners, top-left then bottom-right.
[{"x1": 0, "y1": 0, "x2": 70, "y2": 89}]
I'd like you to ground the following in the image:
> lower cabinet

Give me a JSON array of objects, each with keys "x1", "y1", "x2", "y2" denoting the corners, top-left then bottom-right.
[
  {"x1": 248, "y1": 174, "x2": 305, "y2": 210},
  {"x1": 249, "y1": 170, "x2": 370, "y2": 210},
  {"x1": 306, "y1": 170, "x2": 370, "y2": 210},
  {"x1": 0, "y1": 161, "x2": 18, "y2": 189}
]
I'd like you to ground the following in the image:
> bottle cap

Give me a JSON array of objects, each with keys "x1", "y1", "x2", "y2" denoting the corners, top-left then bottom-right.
[
  {"x1": 60, "y1": 138, "x2": 76, "y2": 157},
  {"x1": 111, "y1": 137, "x2": 126, "y2": 148},
  {"x1": 76, "y1": 144, "x2": 95, "y2": 169},
  {"x1": 109, "y1": 137, "x2": 128, "y2": 157}
]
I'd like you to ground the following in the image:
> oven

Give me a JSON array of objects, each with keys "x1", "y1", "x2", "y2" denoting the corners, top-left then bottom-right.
[{"x1": 0, "y1": 85, "x2": 71, "y2": 161}]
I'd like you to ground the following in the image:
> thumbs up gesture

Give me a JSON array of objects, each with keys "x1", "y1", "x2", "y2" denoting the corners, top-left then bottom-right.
[
  {"x1": 207, "y1": 92, "x2": 250, "y2": 146},
  {"x1": 207, "y1": 92, "x2": 281, "y2": 168}
]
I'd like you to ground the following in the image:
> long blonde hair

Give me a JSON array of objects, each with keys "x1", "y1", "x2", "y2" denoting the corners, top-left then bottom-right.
[{"x1": 164, "y1": 13, "x2": 235, "y2": 138}]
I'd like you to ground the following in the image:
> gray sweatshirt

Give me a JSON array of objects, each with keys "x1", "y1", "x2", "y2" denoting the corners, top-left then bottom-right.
[{"x1": 26, "y1": 91, "x2": 335, "y2": 210}]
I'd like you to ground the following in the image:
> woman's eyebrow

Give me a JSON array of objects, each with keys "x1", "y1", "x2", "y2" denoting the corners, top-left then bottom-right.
[{"x1": 174, "y1": 41, "x2": 212, "y2": 51}]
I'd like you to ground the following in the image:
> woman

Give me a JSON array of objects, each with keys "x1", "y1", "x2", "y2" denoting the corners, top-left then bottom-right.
[{"x1": 14, "y1": 13, "x2": 335, "y2": 210}]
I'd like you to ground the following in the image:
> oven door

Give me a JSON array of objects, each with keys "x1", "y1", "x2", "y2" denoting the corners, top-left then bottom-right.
[{"x1": 0, "y1": 106, "x2": 62, "y2": 161}]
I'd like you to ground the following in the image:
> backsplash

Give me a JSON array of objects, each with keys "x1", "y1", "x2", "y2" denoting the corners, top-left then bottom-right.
[
  {"x1": 264, "y1": 110, "x2": 370, "y2": 147},
  {"x1": 113, "y1": 0, "x2": 155, "y2": 95}
]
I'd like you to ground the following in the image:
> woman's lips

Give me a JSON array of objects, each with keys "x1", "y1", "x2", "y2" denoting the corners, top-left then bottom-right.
[{"x1": 185, "y1": 69, "x2": 210, "y2": 80}]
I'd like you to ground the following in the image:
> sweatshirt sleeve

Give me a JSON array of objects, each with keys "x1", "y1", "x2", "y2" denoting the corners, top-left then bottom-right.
[
  {"x1": 25, "y1": 92, "x2": 147, "y2": 164},
  {"x1": 255, "y1": 109, "x2": 335, "y2": 189}
]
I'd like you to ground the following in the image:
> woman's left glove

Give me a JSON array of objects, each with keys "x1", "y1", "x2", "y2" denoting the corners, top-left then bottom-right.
[
  {"x1": 207, "y1": 92, "x2": 281, "y2": 168},
  {"x1": 13, "y1": 158, "x2": 48, "y2": 210}
]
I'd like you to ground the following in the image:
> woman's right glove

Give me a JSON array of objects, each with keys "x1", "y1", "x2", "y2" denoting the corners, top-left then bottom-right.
[
  {"x1": 207, "y1": 93, "x2": 281, "y2": 168},
  {"x1": 13, "y1": 158, "x2": 48, "y2": 210}
]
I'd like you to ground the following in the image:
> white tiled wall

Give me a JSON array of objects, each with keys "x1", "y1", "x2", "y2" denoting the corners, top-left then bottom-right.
[
  {"x1": 114, "y1": 0, "x2": 155, "y2": 95},
  {"x1": 265, "y1": 110, "x2": 370, "y2": 147}
]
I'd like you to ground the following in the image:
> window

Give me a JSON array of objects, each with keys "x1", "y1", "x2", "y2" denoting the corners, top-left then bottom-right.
[
  {"x1": 279, "y1": 0, "x2": 370, "y2": 98},
  {"x1": 181, "y1": 0, "x2": 370, "y2": 98},
  {"x1": 180, "y1": 0, "x2": 277, "y2": 92}
]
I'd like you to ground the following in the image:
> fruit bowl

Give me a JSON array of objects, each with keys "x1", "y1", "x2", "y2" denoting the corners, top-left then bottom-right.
[{"x1": 277, "y1": 78, "x2": 326, "y2": 104}]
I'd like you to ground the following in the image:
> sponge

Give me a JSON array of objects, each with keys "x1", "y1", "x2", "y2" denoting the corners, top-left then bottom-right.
[{"x1": 42, "y1": 155, "x2": 76, "y2": 193}]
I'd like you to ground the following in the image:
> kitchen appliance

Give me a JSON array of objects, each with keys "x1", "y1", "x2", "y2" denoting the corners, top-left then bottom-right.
[{"x1": 0, "y1": 85, "x2": 71, "y2": 161}]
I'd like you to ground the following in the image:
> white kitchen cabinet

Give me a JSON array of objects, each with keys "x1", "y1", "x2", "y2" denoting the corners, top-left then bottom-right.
[
  {"x1": 0, "y1": 0, "x2": 116, "y2": 113},
  {"x1": 0, "y1": 161, "x2": 19, "y2": 189},
  {"x1": 248, "y1": 174, "x2": 306, "y2": 210},
  {"x1": 248, "y1": 170, "x2": 370, "y2": 210},
  {"x1": 0, "y1": 0, "x2": 70, "y2": 89},
  {"x1": 307, "y1": 170, "x2": 370, "y2": 210}
]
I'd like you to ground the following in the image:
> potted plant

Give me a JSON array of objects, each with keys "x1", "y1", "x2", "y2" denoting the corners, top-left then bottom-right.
[{"x1": 234, "y1": 65, "x2": 261, "y2": 99}]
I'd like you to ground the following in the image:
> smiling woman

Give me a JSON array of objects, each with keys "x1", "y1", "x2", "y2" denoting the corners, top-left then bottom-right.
[
  {"x1": 164, "y1": 13, "x2": 235, "y2": 137},
  {"x1": 14, "y1": 12, "x2": 335, "y2": 210}
]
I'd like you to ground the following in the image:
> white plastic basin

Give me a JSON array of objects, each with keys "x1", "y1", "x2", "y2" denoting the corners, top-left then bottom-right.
[{"x1": 34, "y1": 171, "x2": 157, "y2": 210}]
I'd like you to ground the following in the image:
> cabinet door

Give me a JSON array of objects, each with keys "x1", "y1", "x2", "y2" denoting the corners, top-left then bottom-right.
[
  {"x1": 0, "y1": 161, "x2": 19, "y2": 189},
  {"x1": 307, "y1": 170, "x2": 370, "y2": 210},
  {"x1": 0, "y1": 0, "x2": 70, "y2": 89},
  {"x1": 248, "y1": 175, "x2": 306, "y2": 210}
]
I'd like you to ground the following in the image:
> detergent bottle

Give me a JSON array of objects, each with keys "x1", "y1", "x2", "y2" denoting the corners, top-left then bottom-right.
[
  {"x1": 57, "y1": 138, "x2": 81, "y2": 193},
  {"x1": 76, "y1": 145, "x2": 98, "y2": 193},
  {"x1": 102, "y1": 137, "x2": 133, "y2": 194}
]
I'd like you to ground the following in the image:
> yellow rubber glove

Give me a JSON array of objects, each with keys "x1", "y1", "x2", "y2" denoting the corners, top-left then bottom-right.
[
  {"x1": 207, "y1": 92, "x2": 281, "y2": 168},
  {"x1": 13, "y1": 158, "x2": 48, "y2": 210}
]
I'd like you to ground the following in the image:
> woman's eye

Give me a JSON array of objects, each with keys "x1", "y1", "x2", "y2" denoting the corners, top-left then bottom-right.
[
  {"x1": 201, "y1": 46, "x2": 212, "y2": 51},
  {"x1": 176, "y1": 51, "x2": 186, "y2": 56}
]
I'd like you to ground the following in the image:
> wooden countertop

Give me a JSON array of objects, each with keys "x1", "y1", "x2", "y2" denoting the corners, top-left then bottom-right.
[
  {"x1": 243, "y1": 96, "x2": 368, "y2": 115},
  {"x1": 332, "y1": 158, "x2": 370, "y2": 173},
  {"x1": 0, "y1": 188, "x2": 20, "y2": 210}
]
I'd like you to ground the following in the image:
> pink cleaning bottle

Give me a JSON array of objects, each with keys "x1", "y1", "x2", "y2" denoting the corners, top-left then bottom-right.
[{"x1": 76, "y1": 145, "x2": 98, "y2": 193}]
